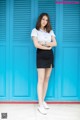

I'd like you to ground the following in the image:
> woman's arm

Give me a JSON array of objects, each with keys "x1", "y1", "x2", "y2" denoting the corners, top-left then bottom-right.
[
  {"x1": 32, "y1": 36, "x2": 52, "y2": 50},
  {"x1": 45, "y1": 36, "x2": 57, "y2": 47}
]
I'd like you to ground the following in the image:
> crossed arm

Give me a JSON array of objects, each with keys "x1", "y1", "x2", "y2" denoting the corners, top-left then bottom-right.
[{"x1": 32, "y1": 36, "x2": 57, "y2": 50}]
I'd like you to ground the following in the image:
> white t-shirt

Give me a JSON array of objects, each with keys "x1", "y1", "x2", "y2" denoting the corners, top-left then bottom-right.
[{"x1": 31, "y1": 28, "x2": 56, "y2": 42}]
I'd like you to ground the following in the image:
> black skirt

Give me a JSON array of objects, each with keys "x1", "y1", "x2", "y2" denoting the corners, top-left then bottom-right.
[{"x1": 36, "y1": 48, "x2": 54, "y2": 68}]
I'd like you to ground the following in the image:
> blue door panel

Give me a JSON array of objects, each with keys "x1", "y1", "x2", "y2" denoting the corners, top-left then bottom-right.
[
  {"x1": 57, "y1": 3, "x2": 80, "y2": 101},
  {"x1": 79, "y1": 48, "x2": 80, "y2": 100},
  {"x1": 0, "y1": 47, "x2": 6, "y2": 97},
  {"x1": 12, "y1": 47, "x2": 30, "y2": 97},
  {"x1": 62, "y1": 48, "x2": 78, "y2": 97},
  {"x1": 33, "y1": 0, "x2": 56, "y2": 101},
  {"x1": 0, "y1": 0, "x2": 10, "y2": 100},
  {"x1": 9, "y1": 0, "x2": 32, "y2": 100},
  {"x1": 0, "y1": 0, "x2": 80, "y2": 101}
]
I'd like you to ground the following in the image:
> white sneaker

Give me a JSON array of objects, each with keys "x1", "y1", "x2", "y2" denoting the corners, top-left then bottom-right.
[
  {"x1": 37, "y1": 104, "x2": 47, "y2": 115},
  {"x1": 42, "y1": 101, "x2": 50, "y2": 109}
]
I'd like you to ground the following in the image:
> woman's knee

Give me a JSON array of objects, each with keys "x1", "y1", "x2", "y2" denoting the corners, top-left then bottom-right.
[
  {"x1": 44, "y1": 76, "x2": 50, "y2": 82},
  {"x1": 38, "y1": 76, "x2": 44, "y2": 84}
]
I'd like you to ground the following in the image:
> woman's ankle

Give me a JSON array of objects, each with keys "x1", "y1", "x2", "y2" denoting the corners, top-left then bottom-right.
[{"x1": 38, "y1": 102, "x2": 43, "y2": 106}]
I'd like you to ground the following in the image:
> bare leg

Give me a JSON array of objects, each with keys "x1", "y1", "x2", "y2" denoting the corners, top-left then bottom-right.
[
  {"x1": 37, "y1": 68, "x2": 45, "y2": 106},
  {"x1": 42, "y1": 65, "x2": 52, "y2": 101}
]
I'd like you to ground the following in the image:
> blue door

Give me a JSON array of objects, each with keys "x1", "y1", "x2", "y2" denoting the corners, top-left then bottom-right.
[{"x1": 0, "y1": 0, "x2": 80, "y2": 101}]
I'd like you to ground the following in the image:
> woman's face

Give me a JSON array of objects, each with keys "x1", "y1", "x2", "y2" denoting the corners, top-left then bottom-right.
[{"x1": 41, "y1": 15, "x2": 48, "y2": 28}]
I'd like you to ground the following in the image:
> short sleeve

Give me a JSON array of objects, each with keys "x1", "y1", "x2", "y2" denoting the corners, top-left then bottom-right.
[
  {"x1": 50, "y1": 30, "x2": 56, "y2": 37},
  {"x1": 31, "y1": 28, "x2": 37, "y2": 37}
]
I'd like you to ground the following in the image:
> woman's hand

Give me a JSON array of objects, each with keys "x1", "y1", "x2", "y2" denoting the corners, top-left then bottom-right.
[
  {"x1": 39, "y1": 41, "x2": 51, "y2": 47},
  {"x1": 38, "y1": 41, "x2": 52, "y2": 50},
  {"x1": 45, "y1": 36, "x2": 57, "y2": 47},
  {"x1": 44, "y1": 42, "x2": 50, "y2": 47},
  {"x1": 38, "y1": 41, "x2": 45, "y2": 46},
  {"x1": 39, "y1": 41, "x2": 50, "y2": 47},
  {"x1": 32, "y1": 37, "x2": 52, "y2": 50},
  {"x1": 47, "y1": 46, "x2": 52, "y2": 50}
]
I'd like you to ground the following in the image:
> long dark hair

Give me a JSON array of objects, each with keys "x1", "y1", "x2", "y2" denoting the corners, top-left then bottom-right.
[{"x1": 36, "y1": 13, "x2": 52, "y2": 33}]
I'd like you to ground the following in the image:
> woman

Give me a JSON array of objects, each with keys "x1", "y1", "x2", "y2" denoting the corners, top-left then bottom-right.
[{"x1": 31, "y1": 13, "x2": 57, "y2": 115}]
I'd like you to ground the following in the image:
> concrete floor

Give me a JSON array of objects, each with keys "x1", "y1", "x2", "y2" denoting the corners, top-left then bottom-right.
[{"x1": 0, "y1": 104, "x2": 80, "y2": 120}]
